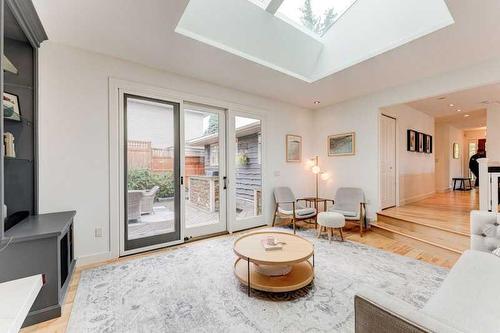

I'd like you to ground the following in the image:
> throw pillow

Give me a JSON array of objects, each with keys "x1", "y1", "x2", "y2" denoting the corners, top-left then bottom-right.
[{"x1": 493, "y1": 247, "x2": 500, "y2": 257}]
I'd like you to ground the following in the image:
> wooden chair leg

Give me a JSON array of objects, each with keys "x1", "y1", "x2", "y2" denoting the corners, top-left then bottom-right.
[
  {"x1": 272, "y1": 204, "x2": 278, "y2": 227},
  {"x1": 339, "y1": 228, "x2": 344, "y2": 241},
  {"x1": 327, "y1": 228, "x2": 332, "y2": 243},
  {"x1": 360, "y1": 220, "x2": 364, "y2": 237},
  {"x1": 317, "y1": 224, "x2": 322, "y2": 238},
  {"x1": 292, "y1": 217, "x2": 296, "y2": 234}
]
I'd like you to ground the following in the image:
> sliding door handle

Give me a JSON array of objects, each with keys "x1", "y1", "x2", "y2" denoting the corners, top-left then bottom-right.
[{"x1": 223, "y1": 176, "x2": 228, "y2": 190}]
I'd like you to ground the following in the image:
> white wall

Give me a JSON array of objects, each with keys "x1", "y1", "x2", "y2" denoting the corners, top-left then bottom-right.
[
  {"x1": 312, "y1": 55, "x2": 500, "y2": 219},
  {"x1": 381, "y1": 104, "x2": 435, "y2": 205},
  {"x1": 487, "y1": 104, "x2": 500, "y2": 162},
  {"x1": 435, "y1": 123, "x2": 450, "y2": 192},
  {"x1": 38, "y1": 42, "x2": 314, "y2": 263}
]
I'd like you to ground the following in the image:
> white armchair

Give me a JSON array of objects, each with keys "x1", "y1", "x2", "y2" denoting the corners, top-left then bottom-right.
[
  {"x1": 328, "y1": 187, "x2": 366, "y2": 236},
  {"x1": 272, "y1": 187, "x2": 317, "y2": 234}
]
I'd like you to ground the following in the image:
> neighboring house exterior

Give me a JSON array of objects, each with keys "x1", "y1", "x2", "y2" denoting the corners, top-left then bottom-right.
[{"x1": 187, "y1": 121, "x2": 262, "y2": 213}]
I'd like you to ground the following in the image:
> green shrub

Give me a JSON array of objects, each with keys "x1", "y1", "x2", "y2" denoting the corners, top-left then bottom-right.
[{"x1": 127, "y1": 169, "x2": 174, "y2": 198}]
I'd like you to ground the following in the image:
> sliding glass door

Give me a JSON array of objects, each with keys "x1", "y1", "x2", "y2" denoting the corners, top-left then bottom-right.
[
  {"x1": 119, "y1": 90, "x2": 264, "y2": 253},
  {"x1": 123, "y1": 94, "x2": 181, "y2": 252},
  {"x1": 183, "y1": 103, "x2": 227, "y2": 238}
]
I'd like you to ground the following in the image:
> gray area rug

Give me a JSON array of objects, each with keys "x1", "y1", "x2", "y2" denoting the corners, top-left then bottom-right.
[{"x1": 68, "y1": 228, "x2": 448, "y2": 332}]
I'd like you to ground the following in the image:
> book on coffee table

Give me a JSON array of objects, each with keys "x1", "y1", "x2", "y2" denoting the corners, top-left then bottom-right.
[{"x1": 260, "y1": 239, "x2": 284, "y2": 251}]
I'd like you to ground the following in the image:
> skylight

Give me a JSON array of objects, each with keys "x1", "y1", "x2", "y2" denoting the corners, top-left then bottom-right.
[
  {"x1": 247, "y1": 0, "x2": 272, "y2": 9},
  {"x1": 277, "y1": 0, "x2": 357, "y2": 37}
]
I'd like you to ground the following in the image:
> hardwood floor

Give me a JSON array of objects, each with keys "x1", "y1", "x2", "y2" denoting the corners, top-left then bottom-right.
[
  {"x1": 379, "y1": 189, "x2": 478, "y2": 235},
  {"x1": 22, "y1": 203, "x2": 466, "y2": 333}
]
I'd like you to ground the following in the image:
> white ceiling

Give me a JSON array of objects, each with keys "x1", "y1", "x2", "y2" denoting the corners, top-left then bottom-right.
[
  {"x1": 32, "y1": 0, "x2": 500, "y2": 109},
  {"x1": 406, "y1": 83, "x2": 500, "y2": 129},
  {"x1": 176, "y1": 0, "x2": 453, "y2": 83}
]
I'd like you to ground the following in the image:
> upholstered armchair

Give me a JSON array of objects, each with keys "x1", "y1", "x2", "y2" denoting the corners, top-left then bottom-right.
[
  {"x1": 328, "y1": 187, "x2": 366, "y2": 237},
  {"x1": 272, "y1": 187, "x2": 317, "y2": 234},
  {"x1": 140, "y1": 186, "x2": 160, "y2": 215}
]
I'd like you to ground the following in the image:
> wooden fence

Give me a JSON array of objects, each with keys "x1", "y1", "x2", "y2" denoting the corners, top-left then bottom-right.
[{"x1": 128, "y1": 140, "x2": 205, "y2": 180}]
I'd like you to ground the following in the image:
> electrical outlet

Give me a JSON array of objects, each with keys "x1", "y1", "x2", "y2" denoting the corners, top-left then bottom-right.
[{"x1": 95, "y1": 227, "x2": 103, "y2": 238}]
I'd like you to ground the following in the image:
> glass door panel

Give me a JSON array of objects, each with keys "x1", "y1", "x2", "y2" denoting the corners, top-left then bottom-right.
[
  {"x1": 124, "y1": 94, "x2": 181, "y2": 251},
  {"x1": 231, "y1": 115, "x2": 264, "y2": 231},
  {"x1": 183, "y1": 103, "x2": 227, "y2": 238}
]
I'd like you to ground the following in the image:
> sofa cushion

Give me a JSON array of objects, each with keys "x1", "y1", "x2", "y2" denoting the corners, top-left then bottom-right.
[{"x1": 422, "y1": 250, "x2": 500, "y2": 333}]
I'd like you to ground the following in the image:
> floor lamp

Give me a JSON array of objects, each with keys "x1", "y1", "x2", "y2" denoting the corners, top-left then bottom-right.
[{"x1": 308, "y1": 156, "x2": 329, "y2": 209}]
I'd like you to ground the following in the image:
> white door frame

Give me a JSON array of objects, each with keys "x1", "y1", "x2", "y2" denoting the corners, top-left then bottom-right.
[
  {"x1": 378, "y1": 113, "x2": 398, "y2": 210},
  {"x1": 109, "y1": 78, "x2": 269, "y2": 258}
]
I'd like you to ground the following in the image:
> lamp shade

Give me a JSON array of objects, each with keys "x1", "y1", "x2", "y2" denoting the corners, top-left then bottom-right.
[{"x1": 312, "y1": 166, "x2": 321, "y2": 174}]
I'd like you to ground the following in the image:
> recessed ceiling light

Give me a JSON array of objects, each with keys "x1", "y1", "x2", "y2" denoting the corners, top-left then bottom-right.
[
  {"x1": 456, "y1": 109, "x2": 462, "y2": 112},
  {"x1": 464, "y1": 114, "x2": 470, "y2": 118},
  {"x1": 313, "y1": 101, "x2": 321, "y2": 105},
  {"x1": 449, "y1": 103, "x2": 455, "y2": 107}
]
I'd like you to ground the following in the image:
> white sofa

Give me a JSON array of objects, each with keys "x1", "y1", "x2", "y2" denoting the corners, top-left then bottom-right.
[
  {"x1": 470, "y1": 210, "x2": 500, "y2": 252},
  {"x1": 355, "y1": 211, "x2": 500, "y2": 332}
]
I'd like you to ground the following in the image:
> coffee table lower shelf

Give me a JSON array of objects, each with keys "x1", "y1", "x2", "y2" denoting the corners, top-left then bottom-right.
[{"x1": 234, "y1": 258, "x2": 314, "y2": 294}]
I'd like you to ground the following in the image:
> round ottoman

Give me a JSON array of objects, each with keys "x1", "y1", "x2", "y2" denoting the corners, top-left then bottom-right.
[{"x1": 317, "y1": 212, "x2": 345, "y2": 242}]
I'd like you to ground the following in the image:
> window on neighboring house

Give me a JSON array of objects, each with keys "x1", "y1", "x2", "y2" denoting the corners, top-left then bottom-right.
[
  {"x1": 258, "y1": 133, "x2": 262, "y2": 165},
  {"x1": 210, "y1": 143, "x2": 219, "y2": 166}
]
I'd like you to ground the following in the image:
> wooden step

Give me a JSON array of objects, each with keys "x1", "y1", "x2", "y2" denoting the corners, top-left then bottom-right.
[
  {"x1": 371, "y1": 223, "x2": 461, "y2": 263},
  {"x1": 376, "y1": 213, "x2": 470, "y2": 253}
]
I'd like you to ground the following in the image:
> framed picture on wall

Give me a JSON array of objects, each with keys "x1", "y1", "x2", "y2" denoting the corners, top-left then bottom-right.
[
  {"x1": 286, "y1": 134, "x2": 302, "y2": 162},
  {"x1": 407, "y1": 129, "x2": 417, "y2": 152},
  {"x1": 424, "y1": 134, "x2": 432, "y2": 154},
  {"x1": 328, "y1": 132, "x2": 355, "y2": 156},
  {"x1": 453, "y1": 143, "x2": 460, "y2": 159},
  {"x1": 417, "y1": 132, "x2": 424, "y2": 152},
  {"x1": 3, "y1": 92, "x2": 21, "y2": 121}
]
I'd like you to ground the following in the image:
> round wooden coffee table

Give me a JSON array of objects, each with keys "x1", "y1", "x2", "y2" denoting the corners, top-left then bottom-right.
[{"x1": 233, "y1": 231, "x2": 314, "y2": 296}]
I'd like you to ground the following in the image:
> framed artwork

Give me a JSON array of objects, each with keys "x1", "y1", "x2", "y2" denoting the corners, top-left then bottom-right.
[
  {"x1": 3, "y1": 92, "x2": 21, "y2": 121},
  {"x1": 286, "y1": 134, "x2": 302, "y2": 162},
  {"x1": 328, "y1": 132, "x2": 355, "y2": 156},
  {"x1": 424, "y1": 134, "x2": 432, "y2": 154},
  {"x1": 417, "y1": 132, "x2": 424, "y2": 152},
  {"x1": 453, "y1": 143, "x2": 460, "y2": 159},
  {"x1": 407, "y1": 130, "x2": 417, "y2": 152}
]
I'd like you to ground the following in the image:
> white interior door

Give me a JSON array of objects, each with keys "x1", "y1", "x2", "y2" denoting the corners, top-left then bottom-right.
[
  {"x1": 228, "y1": 112, "x2": 266, "y2": 232},
  {"x1": 183, "y1": 102, "x2": 227, "y2": 239},
  {"x1": 380, "y1": 115, "x2": 397, "y2": 209}
]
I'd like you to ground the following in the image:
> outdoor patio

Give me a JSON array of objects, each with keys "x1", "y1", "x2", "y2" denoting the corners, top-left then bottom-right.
[{"x1": 127, "y1": 199, "x2": 256, "y2": 240}]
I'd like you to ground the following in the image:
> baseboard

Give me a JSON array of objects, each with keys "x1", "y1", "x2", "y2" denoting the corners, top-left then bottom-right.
[
  {"x1": 23, "y1": 304, "x2": 61, "y2": 327},
  {"x1": 436, "y1": 187, "x2": 451, "y2": 193},
  {"x1": 76, "y1": 251, "x2": 115, "y2": 267},
  {"x1": 399, "y1": 191, "x2": 435, "y2": 206}
]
